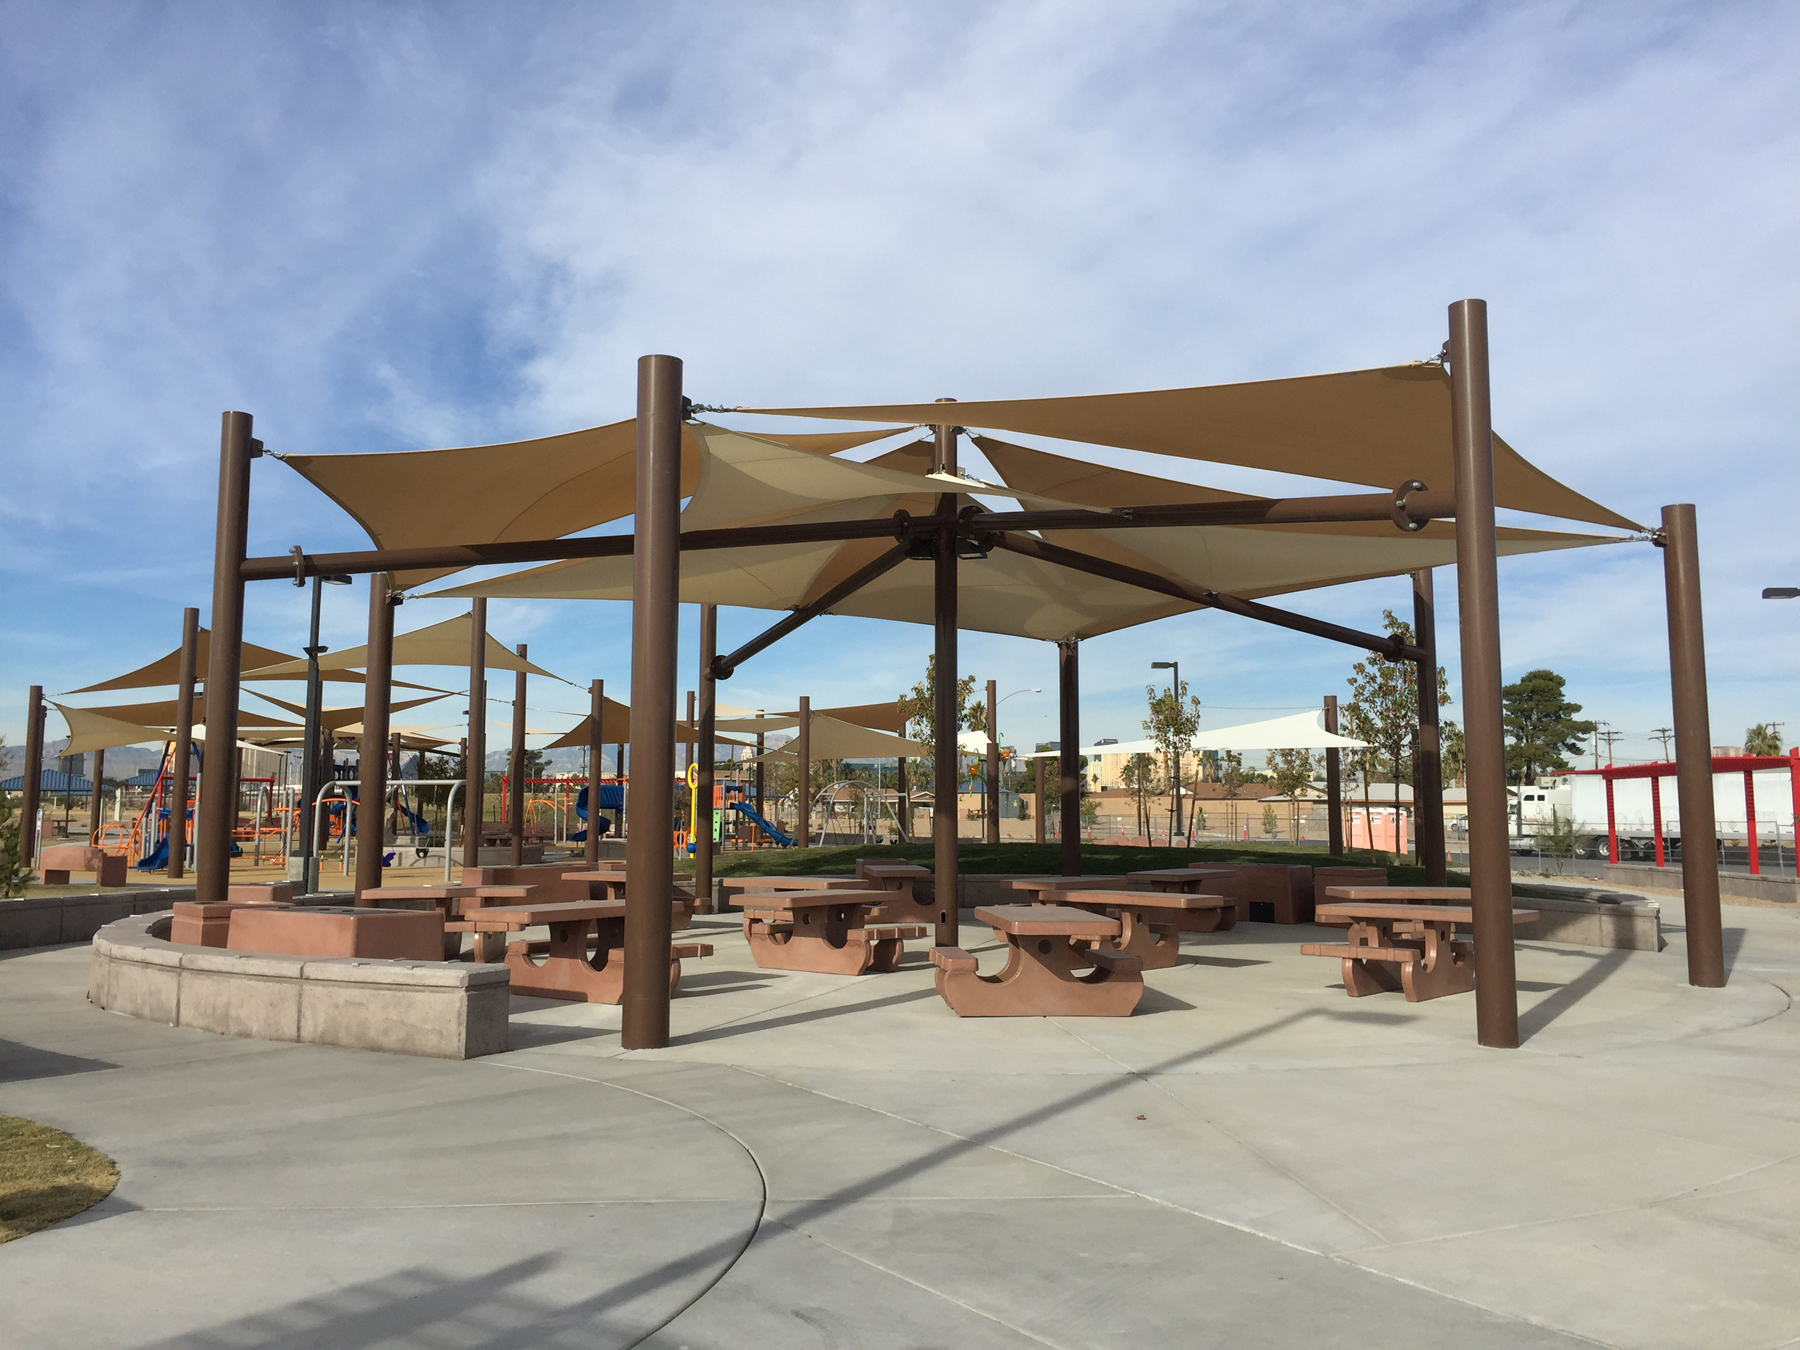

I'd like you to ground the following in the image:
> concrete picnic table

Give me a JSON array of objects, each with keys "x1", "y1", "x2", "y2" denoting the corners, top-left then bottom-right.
[
  {"x1": 469, "y1": 897, "x2": 713, "y2": 1004},
  {"x1": 361, "y1": 884, "x2": 486, "y2": 961},
  {"x1": 561, "y1": 870, "x2": 697, "y2": 928},
  {"x1": 1305, "y1": 887, "x2": 1540, "y2": 1002},
  {"x1": 1053, "y1": 889, "x2": 1230, "y2": 968},
  {"x1": 1009, "y1": 875, "x2": 1132, "y2": 903},
  {"x1": 853, "y1": 860, "x2": 940, "y2": 925},
  {"x1": 729, "y1": 887, "x2": 926, "y2": 975},
  {"x1": 929, "y1": 904, "x2": 1143, "y2": 1017},
  {"x1": 1124, "y1": 868, "x2": 1241, "y2": 933}
]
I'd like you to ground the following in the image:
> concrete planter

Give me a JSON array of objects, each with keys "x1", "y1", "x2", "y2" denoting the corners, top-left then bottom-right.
[
  {"x1": 89, "y1": 913, "x2": 510, "y2": 1059},
  {"x1": 1, "y1": 886, "x2": 198, "y2": 950}
]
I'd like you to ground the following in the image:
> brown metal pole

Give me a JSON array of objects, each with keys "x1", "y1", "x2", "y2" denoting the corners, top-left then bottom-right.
[
  {"x1": 694, "y1": 604, "x2": 717, "y2": 911},
  {"x1": 622, "y1": 353, "x2": 681, "y2": 1050},
  {"x1": 195, "y1": 412, "x2": 254, "y2": 905},
  {"x1": 164, "y1": 608, "x2": 200, "y2": 879},
  {"x1": 1449, "y1": 298, "x2": 1518, "y2": 1048},
  {"x1": 353, "y1": 574, "x2": 396, "y2": 900},
  {"x1": 1058, "y1": 638, "x2": 1081, "y2": 876},
  {"x1": 586, "y1": 678, "x2": 605, "y2": 868},
  {"x1": 87, "y1": 748, "x2": 104, "y2": 844},
  {"x1": 1413, "y1": 568, "x2": 1447, "y2": 884},
  {"x1": 985, "y1": 678, "x2": 1000, "y2": 846},
  {"x1": 1034, "y1": 756, "x2": 1046, "y2": 846},
  {"x1": 462, "y1": 599, "x2": 487, "y2": 869},
  {"x1": 685, "y1": 690, "x2": 695, "y2": 775},
  {"x1": 19, "y1": 687, "x2": 43, "y2": 868},
  {"x1": 1661, "y1": 503, "x2": 1724, "y2": 986},
  {"x1": 932, "y1": 493, "x2": 960, "y2": 945},
  {"x1": 1324, "y1": 695, "x2": 1344, "y2": 857},
  {"x1": 796, "y1": 696, "x2": 811, "y2": 848},
  {"x1": 509, "y1": 645, "x2": 528, "y2": 865},
  {"x1": 895, "y1": 753, "x2": 909, "y2": 843}
]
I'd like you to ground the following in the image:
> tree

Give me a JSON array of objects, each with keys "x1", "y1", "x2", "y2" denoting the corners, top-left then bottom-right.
[
  {"x1": 1267, "y1": 747, "x2": 1316, "y2": 844},
  {"x1": 1345, "y1": 611, "x2": 1450, "y2": 793},
  {"x1": 0, "y1": 739, "x2": 31, "y2": 898},
  {"x1": 1440, "y1": 720, "x2": 1466, "y2": 787},
  {"x1": 1143, "y1": 677, "x2": 1201, "y2": 838},
  {"x1": 1120, "y1": 752, "x2": 1161, "y2": 840},
  {"x1": 1261, "y1": 803, "x2": 1279, "y2": 838},
  {"x1": 1532, "y1": 807, "x2": 1586, "y2": 875},
  {"x1": 1746, "y1": 723, "x2": 1784, "y2": 756},
  {"x1": 1501, "y1": 669, "x2": 1595, "y2": 783},
  {"x1": 897, "y1": 654, "x2": 982, "y2": 787}
]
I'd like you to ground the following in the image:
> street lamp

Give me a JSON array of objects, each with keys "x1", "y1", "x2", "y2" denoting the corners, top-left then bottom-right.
[
  {"x1": 1151, "y1": 661, "x2": 1184, "y2": 844},
  {"x1": 994, "y1": 687, "x2": 1040, "y2": 798},
  {"x1": 297, "y1": 570, "x2": 352, "y2": 893}
]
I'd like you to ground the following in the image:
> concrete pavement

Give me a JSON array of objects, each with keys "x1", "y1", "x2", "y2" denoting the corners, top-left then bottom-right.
[{"x1": 2, "y1": 900, "x2": 1797, "y2": 1348}]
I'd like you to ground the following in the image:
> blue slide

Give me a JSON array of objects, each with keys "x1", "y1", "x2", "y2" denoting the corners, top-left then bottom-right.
[
  {"x1": 570, "y1": 784, "x2": 624, "y2": 844},
  {"x1": 729, "y1": 800, "x2": 796, "y2": 847}
]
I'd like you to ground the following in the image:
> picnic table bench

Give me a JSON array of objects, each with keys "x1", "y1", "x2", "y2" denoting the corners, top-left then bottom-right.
[
  {"x1": 1304, "y1": 887, "x2": 1540, "y2": 1002},
  {"x1": 561, "y1": 870, "x2": 698, "y2": 928},
  {"x1": 731, "y1": 887, "x2": 927, "y2": 975},
  {"x1": 1124, "y1": 867, "x2": 1241, "y2": 928},
  {"x1": 929, "y1": 904, "x2": 1143, "y2": 1017},
  {"x1": 1054, "y1": 889, "x2": 1229, "y2": 968},
  {"x1": 469, "y1": 898, "x2": 713, "y2": 1003},
  {"x1": 1009, "y1": 875, "x2": 1131, "y2": 903},
  {"x1": 853, "y1": 860, "x2": 941, "y2": 925}
]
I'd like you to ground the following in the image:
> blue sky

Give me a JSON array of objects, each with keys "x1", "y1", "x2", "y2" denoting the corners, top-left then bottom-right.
[{"x1": 1, "y1": 2, "x2": 1795, "y2": 767}]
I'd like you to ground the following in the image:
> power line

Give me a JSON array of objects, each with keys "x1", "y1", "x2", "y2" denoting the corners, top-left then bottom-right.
[{"x1": 1649, "y1": 727, "x2": 1674, "y2": 760}]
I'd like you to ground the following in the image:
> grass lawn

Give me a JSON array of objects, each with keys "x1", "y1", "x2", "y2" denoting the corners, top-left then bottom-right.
[
  {"x1": 705, "y1": 839, "x2": 1469, "y2": 887},
  {"x1": 0, "y1": 1115, "x2": 119, "y2": 1242}
]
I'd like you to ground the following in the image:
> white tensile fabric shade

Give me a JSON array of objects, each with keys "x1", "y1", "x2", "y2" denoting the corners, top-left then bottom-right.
[
  {"x1": 427, "y1": 424, "x2": 1624, "y2": 643},
  {"x1": 243, "y1": 614, "x2": 562, "y2": 682},
  {"x1": 1037, "y1": 711, "x2": 1370, "y2": 759},
  {"x1": 737, "y1": 362, "x2": 1640, "y2": 531},
  {"x1": 745, "y1": 715, "x2": 924, "y2": 761}
]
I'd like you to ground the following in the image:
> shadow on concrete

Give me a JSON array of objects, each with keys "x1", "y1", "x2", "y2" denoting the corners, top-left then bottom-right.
[
  {"x1": 1722, "y1": 926, "x2": 1746, "y2": 978},
  {"x1": 1135, "y1": 986, "x2": 1197, "y2": 1014},
  {"x1": 1181, "y1": 954, "x2": 1268, "y2": 969},
  {"x1": 673, "y1": 970, "x2": 779, "y2": 993},
  {"x1": 127, "y1": 1249, "x2": 756, "y2": 1350},
  {"x1": 679, "y1": 986, "x2": 942, "y2": 1045},
  {"x1": 0, "y1": 1038, "x2": 119, "y2": 1084},
  {"x1": 1518, "y1": 947, "x2": 1633, "y2": 1042}
]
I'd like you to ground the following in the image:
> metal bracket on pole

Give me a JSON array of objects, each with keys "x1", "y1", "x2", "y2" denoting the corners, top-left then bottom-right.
[{"x1": 1391, "y1": 481, "x2": 1430, "y2": 532}]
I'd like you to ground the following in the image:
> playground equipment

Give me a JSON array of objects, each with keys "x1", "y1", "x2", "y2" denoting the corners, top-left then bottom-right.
[{"x1": 314, "y1": 778, "x2": 465, "y2": 883}]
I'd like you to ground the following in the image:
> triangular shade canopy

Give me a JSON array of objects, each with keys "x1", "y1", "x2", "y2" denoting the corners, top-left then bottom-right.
[
  {"x1": 250, "y1": 691, "x2": 450, "y2": 731},
  {"x1": 65, "y1": 698, "x2": 298, "y2": 732},
  {"x1": 745, "y1": 715, "x2": 923, "y2": 761},
  {"x1": 737, "y1": 363, "x2": 1640, "y2": 531},
  {"x1": 427, "y1": 424, "x2": 1623, "y2": 642},
  {"x1": 715, "y1": 701, "x2": 909, "y2": 735},
  {"x1": 54, "y1": 705, "x2": 177, "y2": 757},
  {"x1": 65, "y1": 630, "x2": 435, "y2": 694},
  {"x1": 242, "y1": 614, "x2": 563, "y2": 682},
  {"x1": 274, "y1": 420, "x2": 912, "y2": 588},
  {"x1": 1065, "y1": 711, "x2": 1371, "y2": 758}
]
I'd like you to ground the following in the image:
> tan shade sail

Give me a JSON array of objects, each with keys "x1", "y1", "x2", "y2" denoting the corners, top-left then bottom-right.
[
  {"x1": 242, "y1": 614, "x2": 562, "y2": 682},
  {"x1": 274, "y1": 420, "x2": 912, "y2": 588},
  {"x1": 54, "y1": 705, "x2": 174, "y2": 757},
  {"x1": 64, "y1": 631, "x2": 417, "y2": 694},
  {"x1": 250, "y1": 691, "x2": 450, "y2": 731},
  {"x1": 745, "y1": 715, "x2": 923, "y2": 761},
  {"x1": 715, "y1": 701, "x2": 910, "y2": 735},
  {"x1": 66, "y1": 698, "x2": 298, "y2": 732},
  {"x1": 428, "y1": 422, "x2": 1622, "y2": 641},
  {"x1": 544, "y1": 706, "x2": 750, "y2": 751},
  {"x1": 737, "y1": 363, "x2": 1640, "y2": 531}
]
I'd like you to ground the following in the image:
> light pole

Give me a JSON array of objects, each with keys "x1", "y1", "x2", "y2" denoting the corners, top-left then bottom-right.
[
  {"x1": 1765, "y1": 587, "x2": 1800, "y2": 599},
  {"x1": 1151, "y1": 660, "x2": 1183, "y2": 844},
  {"x1": 297, "y1": 569, "x2": 351, "y2": 893}
]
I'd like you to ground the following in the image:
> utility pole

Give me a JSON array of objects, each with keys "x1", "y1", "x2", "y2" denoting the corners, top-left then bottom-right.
[
  {"x1": 1649, "y1": 727, "x2": 1674, "y2": 761},
  {"x1": 1595, "y1": 727, "x2": 1624, "y2": 766}
]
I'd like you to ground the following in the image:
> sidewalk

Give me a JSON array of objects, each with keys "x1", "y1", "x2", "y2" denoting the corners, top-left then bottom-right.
[{"x1": 2, "y1": 902, "x2": 1797, "y2": 1348}]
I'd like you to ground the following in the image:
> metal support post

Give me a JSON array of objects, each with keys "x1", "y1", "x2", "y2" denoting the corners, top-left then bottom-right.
[
  {"x1": 796, "y1": 696, "x2": 811, "y2": 847},
  {"x1": 165, "y1": 608, "x2": 199, "y2": 879},
  {"x1": 586, "y1": 678, "x2": 605, "y2": 868},
  {"x1": 622, "y1": 353, "x2": 682, "y2": 1050},
  {"x1": 354, "y1": 574, "x2": 397, "y2": 900},
  {"x1": 986, "y1": 679, "x2": 1000, "y2": 845},
  {"x1": 195, "y1": 411, "x2": 255, "y2": 904},
  {"x1": 298, "y1": 582, "x2": 326, "y2": 890},
  {"x1": 1058, "y1": 638, "x2": 1081, "y2": 876},
  {"x1": 695, "y1": 604, "x2": 717, "y2": 911},
  {"x1": 896, "y1": 754, "x2": 909, "y2": 843},
  {"x1": 1448, "y1": 298, "x2": 1519, "y2": 1048},
  {"x1": 88, "y1": 749, "x2": 104, "y2": 843},
  {"x1": 463, "y1": 599, "x2": 487, "y2": 870},
  {"x1": 20, "y1": 687, "x2": 43, "y2": 867},
  {"x1": 1660, "y1": 502, "x2": 1723, "y2": 986},
  {"x1": 1324, "y1": 694, "x2": 1344, "y2": 857},
  {"x1": 509, "y1": 645, "x2": 528, "y2": 866},
  {"x1": 1413, "y1": 568, "x2": 1447, "y2": 883},
  {"x1": 1034, "y1": 756, "x2": 1046, "y2": 845}
]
